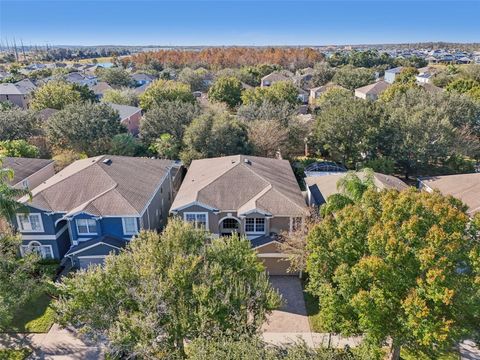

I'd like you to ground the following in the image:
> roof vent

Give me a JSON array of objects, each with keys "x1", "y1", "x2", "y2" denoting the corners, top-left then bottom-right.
[
  {"x1": 102, "y1": 158, "x2": 112, "y2": 165},
  {"x1": 244, "y1": 158, "x2": 251, "y2": 165}
]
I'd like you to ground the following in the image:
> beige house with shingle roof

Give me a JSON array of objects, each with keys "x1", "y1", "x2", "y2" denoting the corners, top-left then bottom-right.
[
  {"x1": 170, "y1": 155, "x2": 309, "y2": 275},
  {"x1": 305, "y1": 172, "x2": 408, "y2": 206},
  {"x1": 419, "y1": 173, "x2": 480, "y2": 216},
  {"x1": 354, "y1": 80, "x2": 390, "y2": 100}
]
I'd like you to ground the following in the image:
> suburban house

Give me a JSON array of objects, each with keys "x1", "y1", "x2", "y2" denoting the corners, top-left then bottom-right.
[
  {"x1": 131, "y1": 73, "x2": 155, "y2": 86},
  {"x1": 305, "y1": 172, "x2": 408, "y2": 207},
  {"x1": 89, "y1": 81, "x2": 113, "y2": 99},
  {"x1": 0, "y1": 78, "x2": 37, "y2": 108},
  {"x1": 13, "y1": 155, "x2": 183, "y2": 268},
  {"x1": 107, "y1": 103, "x2": 142, "y2": 135},
  {"x1": 2, "y1": 157, "x2": 54, "y2": 190},
  {"x1": 65, "y1": 72, "x2": 97, "y2": 86},
  {"x1": 309, "y1": 83, "x2": 343, "y2": 105},
  {"x1": 170, "y1": 155, "x2": 309, "y2": 275},
  {"x1": 260, "y1": 72, "x2": 290, "y2": 87},
  {"x1": 354, "y1": 80, "x2": 390, "y2": 100},
  {"x1": 384, "y1": 66, "x2": 404, "y2": 84},
  {"x1": 418, "y1": 173, "x2": 480, "y2": 216}
]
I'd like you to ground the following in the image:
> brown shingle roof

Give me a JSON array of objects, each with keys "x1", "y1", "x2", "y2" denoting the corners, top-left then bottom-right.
[
  {"x1": 21, "y1": 155, "x2": 174, "y2": 216},
  {"x1": 2, "y1": 157, "x2": 54, "y2": 187},
  {"x1": 420, "y1": 173, "x2": 480, "y2": 215},
  {"x1": 355, "y1": 80, "x2": 390, "y2": 95},
  {"x1": 171, "y1": 155, "x2": 308, "y2": 216}
]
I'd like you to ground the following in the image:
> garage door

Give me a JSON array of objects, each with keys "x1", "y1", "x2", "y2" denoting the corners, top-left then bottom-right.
[
  {"x1": 78, "y1": 257, "x2": 105, "y2": 269},
  {"x1": 260, "y1": 257, "x2": 298, "y2": 276}
]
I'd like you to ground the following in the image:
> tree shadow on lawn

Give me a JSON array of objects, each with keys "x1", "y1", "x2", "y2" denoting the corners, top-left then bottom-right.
[{"x1": 4, "y1": 292, "x2": 55, "y2": 333}]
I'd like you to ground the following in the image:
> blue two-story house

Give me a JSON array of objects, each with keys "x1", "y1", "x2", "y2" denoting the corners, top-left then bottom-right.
[{"x1": 15, "y1": 155, "x2": 183, "y2": 269}]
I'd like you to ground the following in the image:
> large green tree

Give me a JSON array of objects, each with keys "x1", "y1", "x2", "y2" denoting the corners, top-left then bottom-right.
[
  {"x1": 242, "y1": 81, "x2": 300, "y2": 106},
  {"x1": 97, "y1": 67, "x2": 134, "y2": 87},
  {"x1": 0, "y1": 232, "x2": 45, "y2": 330},
  {"x1": 180, "y1": 111, "x2": 251, "y2": 165},
  {"x1": 332, "y1": 65, "x2": 376, "y2": 90},
  {"x1": 31, "y1": 81, "x2": 83, "y2": 110},
  {"x1": 102, "y1": 87, "x2": 139, "y2": 106},
  {"x1": 178, "y1": 67, "x2": 210, "y2": 92},
  {"x1": 307, "y1": 188, "x2": 480, "y2": 359},
  {"x1": 0, "y1": 109, "x2": 40, "y2": 141},
  {"x1": 0, "y1": 140, "x2": 39, "y2": 158},
  {"x1": 314, "y1": 93, "x2": 381, "y2": 167},
  {"x1": 208, "y1": 76, "x2": 243, "y2": 108},
  {"x1": 46, "y1": 102, "x2": 126, "y2": 156},
  {"x1": 139, "y1": 79, "x2": 195, "y2": 110},
  {"x1": 140, "y1": 100, "x2": 201, "y2": 146},
  {"x1": 53, "y1": 220, "x2": 280, "y2": 358}
]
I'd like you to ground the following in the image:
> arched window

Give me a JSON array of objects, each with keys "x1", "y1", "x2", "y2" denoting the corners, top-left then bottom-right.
[{"x1": 22, "y1": 241, "x2": 54, "y2": 259}]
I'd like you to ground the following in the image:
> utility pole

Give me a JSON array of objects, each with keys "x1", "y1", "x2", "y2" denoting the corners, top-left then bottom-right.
[
  {"x1": 13, "y1": 37, "x2": 19, "y2": 61},
  {"x1": 21, "y1": 39, "x2": 26, "y2": 61}
]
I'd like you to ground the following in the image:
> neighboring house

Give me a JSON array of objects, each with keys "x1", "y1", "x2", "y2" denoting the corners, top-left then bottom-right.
[
  {"x1": 2, "y1": 157, "x2": 54, "y2": 191},
  {"x1": 384, "y1": 67, "x2": 404, "y2": 84},
  {"x1": 260, "y1": 72, "x2": 290, "y2": 87},
  {"x1": 309, "y1": 83, "x2": 344, "y2": 105},
  {"x1": 107, "y1": 103, "x2": 142, "y2": 135},
  {"x1": 131, "y1": 73, "x2": 155, "y2": 86},
  {"x1": 170, "y1": 155, "x2": 309, "y2": 276},
  {"x1": 419, "y1": 83, "x2": 444, "y2": 94},
  {"x1": 65, "y1": 72, "x2": 97, "y2": 86},
  {"x1": 305, "y1": 172, "x2": 408, "y2": 207},
  {"x1": 89, "y1": 81, "x2": 113, "y2": 99},
  {"x1": 297, "y1": 88, "x2": 309, "y2": 104},
  {"x1": 13, "y1": 155, "x2": 183, "y2": 268},
  {"x1": 0, "y1": 79, "x2": 37, "y2": 108},
  {"x1": 354, "y1": 80, "x2": 390, "y2": 100},
  {"x1": 418, "y1": 173, "x2": 480, "y2": 216},
  {"x1": 415, "y1": 73, "x2": 432, "y2": 84}
]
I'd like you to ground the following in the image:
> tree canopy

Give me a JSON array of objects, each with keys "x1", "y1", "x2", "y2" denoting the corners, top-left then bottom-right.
[
  {"x1": 0, "y1": 109, "x2": 40, "y2": 141},
  {"x1": 180, "y1": 111, "x2": 251, "y2": 165},
  {"x1": 242, "y1": 81, "x2": 300, "y2": 106},
  {"x1": 53, "y1": 220, "x2": 280, "y2": 358},
  {"x1": 207, "y1": 76, "x2": 243, "y2": 108},
  {"x1": 31, "y1": 81, "x2": 83, "y2": 110},
  {"x1": 97, "y1": 67, "x2": 134, "y2": 87},
  {"x1": 139, "y1": 79, "x2": 195, "y2": 110},
  {"x1": 332, "y1": 65, "x2": 376, "y2": 90},
  {"x1": 307, "y1": 188, "x2": 480, "y2": 359},
  {"x1": 46, "y1": 102, "x2": 126, "y2": 156}
]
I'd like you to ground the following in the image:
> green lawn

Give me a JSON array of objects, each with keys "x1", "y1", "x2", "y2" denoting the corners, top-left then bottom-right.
[
  {"x1": 5, "y1": 292, "x2": 55, "y2": 333},
  {"x1": 0, "y1": 349, "x2": 32, "y2": 360},
  {"x1": 302, "y1": 286, "x2": 326, "y2": 333}
]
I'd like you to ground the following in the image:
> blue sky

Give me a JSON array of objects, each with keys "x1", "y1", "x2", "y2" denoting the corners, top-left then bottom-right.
[{"x1": 1, "y1": 1, "x2": 479, "y2": 46}]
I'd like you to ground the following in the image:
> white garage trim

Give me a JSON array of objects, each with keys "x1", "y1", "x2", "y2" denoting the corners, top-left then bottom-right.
[
  {"x1": 257, "y1": 253, "x2": 289, "y2": 258},
  {"x1": 77, "y1": 255, "x2": 107, "y2": 259}
]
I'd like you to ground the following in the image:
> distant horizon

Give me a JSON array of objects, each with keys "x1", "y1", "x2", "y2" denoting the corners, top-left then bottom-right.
[{"x1": 1, "y1": 1, "x2": 479, "y2": 46}]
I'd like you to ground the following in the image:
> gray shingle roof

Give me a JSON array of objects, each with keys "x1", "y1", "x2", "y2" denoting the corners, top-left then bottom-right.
[
  {"x1": 171, "y1": 155, "x2": 308, "y2": 217},
  {"x1": 21, "y1": 155, "x2": 174, "y2": 216},
  {"x1": 65, "y1": 235, "x2": 126, "y2": 257},
  {"x1": 2, "y1": 157, "x2": 54, "y2": 187},
  {"x1": 355, "y1": 80, "x2": 390, "y2": 95},
  {"x1": 305, "y1": 172, "x2": 408, "y2": 206},
  {"x1": 420, "y1": 173, "x2": 480, "y2": 215},
  {"x1": 107, "y1": 103, "x2": 141, "y2": 121}
]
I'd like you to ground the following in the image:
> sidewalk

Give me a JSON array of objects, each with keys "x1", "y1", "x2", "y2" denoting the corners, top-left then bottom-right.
[
  {"x1": 262, "y1": 332, "x2": 363, "y2": 349},
  {"x1": 0, "y1": 324, "x2": 102, "y2": 360}
]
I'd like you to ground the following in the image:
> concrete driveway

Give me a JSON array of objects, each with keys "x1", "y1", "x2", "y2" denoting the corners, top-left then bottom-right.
[{"x1": 262, "y1": 276, "x2": 311, "y2": 333}]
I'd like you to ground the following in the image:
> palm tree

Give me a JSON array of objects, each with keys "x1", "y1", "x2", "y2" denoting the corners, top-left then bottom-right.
[
  {"x1": 320, "y1": 168, "x2": 376, "y2": 216},
  {"x1": 0, "y1": 158, "x2": 31, "y2": 221}
]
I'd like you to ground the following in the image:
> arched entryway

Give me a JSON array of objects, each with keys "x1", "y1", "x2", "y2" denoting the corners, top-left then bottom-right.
[{"x1": 219, "y1": 217, "x2": 241, "y2": 236}]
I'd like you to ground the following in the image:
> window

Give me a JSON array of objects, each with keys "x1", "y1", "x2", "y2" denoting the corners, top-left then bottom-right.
[
  {"x1": 76, "y1": 219, "x2": 97, "y2": 235},
  {"x1": 291, "y1": 217, "x2": 303, "y2": 232},
  {"x1": 22, "y1": 179, "x2": 29, "y2": 189},
  {"x1": 222, "y1": 218, "x2": 239, "y2": 229},
  {"x1": 184, "y1": 213, "x2": 207, "y2": 229},
  {"x1": 245, "y1": 218, "x2": 265, "y2": 233},
  {"x1": 21, "y1": 242, "x2": 53, "y2": 259},
  {"x1": 17, "y1": 213, "x2": 44, "y2": 232},
  {"x1": 122, "y1": 217, "x2": 138, "y2": 235}
]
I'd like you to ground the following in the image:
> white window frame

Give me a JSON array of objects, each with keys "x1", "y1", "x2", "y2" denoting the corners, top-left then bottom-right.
[
  {"x1": 244, "y1": 217, "x2": 266, "y2": 234},
  {"x1": 16, "y1": 213, "x2": 44, "y2": 233},
  {"x1": 76, "y1": 218, "x2": 98, "y2": 235},
  {"x1": 184, "y1": 212, "x2": 208, "y2": 229},
  {"x1": 122, "y1": 217, "x2": 139, "y2": 235},
  {"x1": 20, "y1": 241, "x2": 54, "y2": 259},
  {"x1": 21, "y1": 179, "x2": 29, "y2": 189}
]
